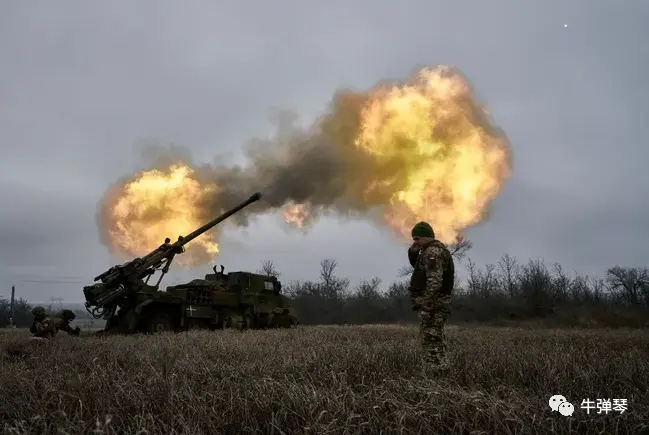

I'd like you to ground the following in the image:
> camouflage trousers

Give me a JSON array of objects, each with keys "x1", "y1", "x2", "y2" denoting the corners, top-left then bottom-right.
[{"x1": 418, "y1": 297, "x2": 451, "y2": 371}]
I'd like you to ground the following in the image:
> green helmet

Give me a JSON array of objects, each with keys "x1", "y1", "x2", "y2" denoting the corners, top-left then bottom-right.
[
  {"x1": 60, "y1": 309, "x2": 76, "y2": 321},
  {"x1": 411, "y1": 221, "x2": 435, "y2": 238},
  {"x1": 31, "y1": 306, "x2": 46, "y2": 317}
]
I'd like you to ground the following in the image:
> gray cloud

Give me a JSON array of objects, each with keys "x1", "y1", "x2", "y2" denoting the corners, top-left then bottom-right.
[{"x1": 1, "y1": 0, "x2": 648, "y2": 303}]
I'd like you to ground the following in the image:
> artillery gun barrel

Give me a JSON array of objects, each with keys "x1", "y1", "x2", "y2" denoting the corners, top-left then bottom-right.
[
  {"x1": 84, "y1": 193, "x2": 263, "y2": 318},
  {"x1": 175, "y1": 192, "x2": 262, "y2": 247}
]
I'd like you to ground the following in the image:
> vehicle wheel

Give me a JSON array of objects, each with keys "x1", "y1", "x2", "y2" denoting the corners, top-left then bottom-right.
[
  {"x1": 186, "y1": 319, "x2": 209, "y2": 330},
  {"x1": 229, "y1": 315, "x2": 249, "y2": 330},
  {"x1": 141, "y1": 310, "x2": 175, "y2": 333},
  {"x1": 104, "y1": 316, "x2": 119, "y2": 333},
  {"x1": 210, "y1": 317, "x2": 224, "y2": 330}
]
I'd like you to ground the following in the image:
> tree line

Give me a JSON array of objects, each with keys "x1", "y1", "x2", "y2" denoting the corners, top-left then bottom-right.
[
  {"x1": 0, "y1": 297, "x2": 32, "y2": 328},
  {"x1": 3, "y1": 237, "x2": 648, "y2": 328},
  {"x1": 261, "y1": 237, "x2": 649, "y2": 328}
]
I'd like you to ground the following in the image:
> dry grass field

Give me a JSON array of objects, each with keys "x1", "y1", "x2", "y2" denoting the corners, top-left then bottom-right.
[{"x1": 0, "y1": 325, "x2": 648, "y2": 434}]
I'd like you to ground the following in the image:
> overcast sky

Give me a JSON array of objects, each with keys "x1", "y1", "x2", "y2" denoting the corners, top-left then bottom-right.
[{"x1": 2, "y1": 1, "x2": 648, "y2": 304}]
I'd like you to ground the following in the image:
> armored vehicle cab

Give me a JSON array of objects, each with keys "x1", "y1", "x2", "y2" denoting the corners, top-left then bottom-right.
[{"x1": 136, "y1": 265, "x2": 299, "y2": 333}]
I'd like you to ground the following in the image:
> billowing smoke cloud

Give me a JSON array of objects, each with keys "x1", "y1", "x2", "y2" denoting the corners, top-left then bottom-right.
[{"x1": 98, "y1": 66, "x2": 512, "y2": 265}]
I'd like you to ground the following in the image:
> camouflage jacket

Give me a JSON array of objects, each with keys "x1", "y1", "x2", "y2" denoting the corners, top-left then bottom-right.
[
  {"x1": 53, "y1": 316, "x2": 77, "y2": 334},
  {"x1": 31, "y1": 316, "x2": 77, "y2": 338},
  {"x1": 409, "y1": 239, "x2": 455, "y2": 310},
  {"x1": 31, "y1": 316, "x2": 56, "y2": 338}
]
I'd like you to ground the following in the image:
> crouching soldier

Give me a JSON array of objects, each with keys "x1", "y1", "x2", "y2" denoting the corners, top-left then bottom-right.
[
  {"x1": 54, "y1": 309, "x2": 81, "y2": 337},
  {"x1": 30, "y1": 306, "x2": 52, "y2": 338},
  {"x1": 30, "y1": 306, "x2": 80, "y2": 339}
]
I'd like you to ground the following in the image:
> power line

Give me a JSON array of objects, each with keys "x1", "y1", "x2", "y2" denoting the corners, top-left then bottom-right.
[
  {"x1": 13, "y1": 279, "x2": 84, "y2": 284},
  {"x1": 0, "y1": 271, "x2": 84, "y2": 280},
  {"x1": 0, "y1": 274, "x2": 87, "y2": 284}
]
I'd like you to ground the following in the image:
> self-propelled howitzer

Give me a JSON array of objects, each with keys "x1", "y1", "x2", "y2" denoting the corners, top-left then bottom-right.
[{"x1": 83, "y1": 192, "x2": 261, "y2": 332}]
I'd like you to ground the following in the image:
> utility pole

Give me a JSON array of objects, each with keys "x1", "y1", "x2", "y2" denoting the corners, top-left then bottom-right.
[{"x1": 9, "y1": 285, "x2": 15, "y2": 328}]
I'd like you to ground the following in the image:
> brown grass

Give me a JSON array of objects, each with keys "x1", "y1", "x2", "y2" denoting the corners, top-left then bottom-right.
[{"x1": 1, "y1": 325, "x2": 648, "y2": 434}]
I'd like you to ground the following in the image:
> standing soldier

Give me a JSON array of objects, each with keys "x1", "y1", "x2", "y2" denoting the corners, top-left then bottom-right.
[{"x1": 408, "y1": 222, "x2": 455, "y2": 374}]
